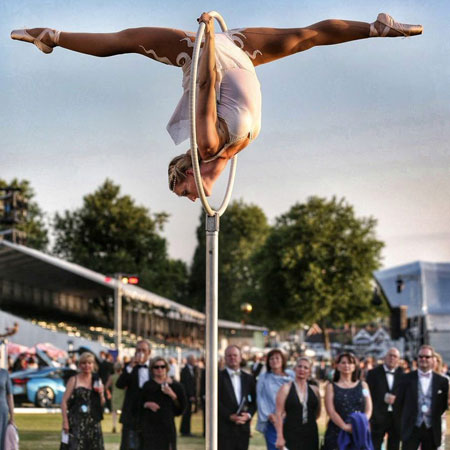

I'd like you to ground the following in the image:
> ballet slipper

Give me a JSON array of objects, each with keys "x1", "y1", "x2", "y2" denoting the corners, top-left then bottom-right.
[
  {"x1": 369, "y1": 13, "x2": 423, "y2": 37},
  {"x1": 10, "y1": 28, "x2": 59, "y2": 53}
]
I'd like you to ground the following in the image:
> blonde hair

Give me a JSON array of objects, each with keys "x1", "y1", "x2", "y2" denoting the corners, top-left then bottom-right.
[
  {"x1": 296, "y1": 356, "x2": 312, "y2": 368},
  {"x1": 78, "y1": 352, "x2": 97, "y2": 370},
  {"x1": 433, "y1": 352, "x2": 443, "y2": 373},
  {"x1": 168, "y1": 151, "x2": 193, "y2": 192}
]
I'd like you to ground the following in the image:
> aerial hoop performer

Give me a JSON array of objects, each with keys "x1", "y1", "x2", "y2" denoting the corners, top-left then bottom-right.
[{"x1": 11, "y1": 13, "x2": 422, "y2": 201}]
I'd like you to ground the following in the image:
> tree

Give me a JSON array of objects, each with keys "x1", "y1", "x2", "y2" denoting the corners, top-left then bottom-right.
[
  {"x1": 53, "y1": 179, "x2": 188, "y2": 314},
  {"x1": 188, "y1": 199, "x2": 269, "y2": 321},
  {"x1": 0, "y1": 178, "x2": 48, "y2": 250},
  {"x1": 252, "y1": 196, "x2": 385, "y2": 348}
]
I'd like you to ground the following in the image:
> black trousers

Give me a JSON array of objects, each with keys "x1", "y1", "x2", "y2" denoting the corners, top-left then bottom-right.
[
  {"x1": 402, "y1": 424, "x2": 437, "y2": 450},
  {"x1": 120, "y1": 425, "x2": 143, "y2": 450},
  {"x1": 218, "y1": 427, "x2": 250, "y2": 450},
  {"x1": 180, "y1": 399, "x2": 193, "y2": 435},
  {"x1": 371, "y1": 413, "x2": 401, "y2": 450}
]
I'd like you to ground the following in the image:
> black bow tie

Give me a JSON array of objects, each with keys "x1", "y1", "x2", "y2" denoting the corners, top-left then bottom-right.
[
  {"x1": 386, "y1": 370, "x2": 395, "y2": 375},
  {"x1": 137, "y1": 364, "x2": 148, "y2": 369}
]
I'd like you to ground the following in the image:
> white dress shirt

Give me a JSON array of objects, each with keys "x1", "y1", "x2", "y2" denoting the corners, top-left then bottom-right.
[
  {"x1": 383, "y1": 365, "x2": 395, "y2": 391},
  {"x1": 418, "y1": 370, "x2": 432, "y2": 395},
  {"x1": 126, "y1": 361, "x2": 150, "y2": 388},
  {"x1": 226, "y1": 367, "x2": 242, "y2": 404}
]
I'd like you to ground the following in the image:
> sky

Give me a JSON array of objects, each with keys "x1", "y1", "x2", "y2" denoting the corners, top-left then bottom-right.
[{"x1": 1, "y1": 0, "x2": 449, "y2": 270}]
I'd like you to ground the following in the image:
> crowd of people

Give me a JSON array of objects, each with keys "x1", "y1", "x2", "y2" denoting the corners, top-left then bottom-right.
[
  {"x1": 46, "y1": 342, "x2": 448, "y2": 450},
  {"x1": 3, "y1": 342, "x2": 449, "y2": 450}
]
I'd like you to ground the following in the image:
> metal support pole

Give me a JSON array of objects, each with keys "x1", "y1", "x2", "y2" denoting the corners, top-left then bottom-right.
[
  {"x1": 114, "y1": 275, "x2": 123, "y2": 357},
  {"x1": 205, "y1": 213, "x2": 219, "y2": 450}
]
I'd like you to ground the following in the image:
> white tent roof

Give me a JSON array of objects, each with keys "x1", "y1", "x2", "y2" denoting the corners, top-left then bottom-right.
[
  {"x1": 374, "y1": 261, "x2": 450, "y2": 321},
  {"x1": 0, "y1": 240, "x2": 267, "y2": 331}
]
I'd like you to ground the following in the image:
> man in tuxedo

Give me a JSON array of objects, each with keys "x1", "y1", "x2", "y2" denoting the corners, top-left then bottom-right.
[
  {"x1": 251, "y1": 353, "x2": 265, "y2": 381},
  {"x1": 396, "y1": 345, "x2": 449, "y2": 450},
  {"x1": 180, "y1": 354, "x2": 197, "y2": 436},
  {"x1": 366, "y1": 347, "x2": 403, "y2": 450},
  {"x1": 116, "y1": 340, "x2": 152, "y2": 450},
  {"x1": 218, "y1": 345, "x2": 257, "y2": 450}
]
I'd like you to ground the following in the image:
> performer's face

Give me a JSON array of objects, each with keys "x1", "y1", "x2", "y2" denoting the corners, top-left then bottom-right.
[
  {"x1": 173, "y1": 173, "x2": 200, "y2": 202},
  {"x1": 173, "y1": 169, "x2": 211, "y2": 202}
]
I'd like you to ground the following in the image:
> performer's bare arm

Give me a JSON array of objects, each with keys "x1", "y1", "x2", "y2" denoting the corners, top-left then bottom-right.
[{"x1": 195, "y1": 13, "x2": 223, "y2": 160}]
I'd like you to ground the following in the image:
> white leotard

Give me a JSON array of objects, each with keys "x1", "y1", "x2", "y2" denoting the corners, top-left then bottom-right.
[{"x1": 167, "y1": 31, "x2": 262, "y2": 150}]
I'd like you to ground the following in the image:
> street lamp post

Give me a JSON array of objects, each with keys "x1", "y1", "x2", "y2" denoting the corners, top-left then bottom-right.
[{"x1": 114, "y1": 274, "x2": 123, "y2": 358}]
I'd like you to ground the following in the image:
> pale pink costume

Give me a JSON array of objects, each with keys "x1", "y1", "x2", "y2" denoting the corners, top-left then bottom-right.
[{"x1": 167, "y1": 31, "x2": 262, "y2": 153}]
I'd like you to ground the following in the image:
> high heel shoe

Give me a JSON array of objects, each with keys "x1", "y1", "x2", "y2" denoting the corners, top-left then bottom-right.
[
  {"x1": 10, "y1": 28, "x2": 59, "y2": 54},
  {"x1": 370, "y1": 13, "x2": 423, "y2": 37}
]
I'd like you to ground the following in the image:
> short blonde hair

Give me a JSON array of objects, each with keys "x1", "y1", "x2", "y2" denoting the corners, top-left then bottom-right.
[
  {"x1": 168, "y1": 151, "x2": 192, "y2": 192},
  {"x1": 78, "y1": 352, "x2": 97, "y2": 370},
  {"x1": 296, "y1": 356, "x2": 312, "y2": 368}
]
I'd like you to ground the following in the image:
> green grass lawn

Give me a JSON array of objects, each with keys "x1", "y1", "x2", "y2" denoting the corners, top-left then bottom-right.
[
  {"x1": 15, "y1": 411, "x2": 450, "y2": 450},
  {"x1": 15, "y1": 412, "x2": 266, "y2": 450}
]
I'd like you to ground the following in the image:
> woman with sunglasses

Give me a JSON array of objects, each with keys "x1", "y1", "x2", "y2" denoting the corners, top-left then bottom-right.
[
  {"x1": 140, "y1": 357, "x2": 187, "y2": 450},
  {"x1": 274, "y1": 357, "x2": 321, "y2": 450},
  {"x1": 323, "y1": 352, "x2": 372, "y2": 450}
]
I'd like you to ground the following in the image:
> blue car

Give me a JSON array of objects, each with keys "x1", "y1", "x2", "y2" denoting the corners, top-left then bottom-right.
[{"x1": 11, "y1": 367, "x2": 77, "y2": 407}]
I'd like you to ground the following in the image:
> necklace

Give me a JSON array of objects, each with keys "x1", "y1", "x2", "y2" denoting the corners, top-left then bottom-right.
[{"x1": 295, "y1": 381, "x2": 307, "y2": 403}]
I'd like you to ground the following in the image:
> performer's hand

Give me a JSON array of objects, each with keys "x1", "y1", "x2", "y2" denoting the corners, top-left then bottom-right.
[
  {"x1": 343, "y1": 423, "x2": 352, "y2": 433},
  {"x1": 197, "y1": 13, "x2": 214, "y2": 33},
  {"x1": 144, "y1": 401, "x2": 160, "y2": 412},
  {"x1": 268, "y1": 413, "x2": 276, "y2": 424}
]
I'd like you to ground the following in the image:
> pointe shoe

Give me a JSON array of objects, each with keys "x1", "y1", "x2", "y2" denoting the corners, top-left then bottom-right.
[
  {"x1": 370, "y1": 13, "x2": 423, "y2": 37},
  {"x1": 10, "y1": 28, "x2": 59, "y2": 53}
]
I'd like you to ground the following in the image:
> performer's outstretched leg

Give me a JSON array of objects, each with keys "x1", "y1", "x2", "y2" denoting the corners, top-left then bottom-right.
[
  {"x1": 11, "y1": 27, "x2": 196, "y2": 66},
  {"x1": 234, "y1": 14, "x2": 422, "y2": 66}
]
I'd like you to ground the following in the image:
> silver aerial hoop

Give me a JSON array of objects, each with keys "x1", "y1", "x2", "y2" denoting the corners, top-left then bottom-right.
[
  {"x1": 189, "y1": 11, "x2": 236, "y2": 450},
  {"x1": 190, "y1": 10, "x2": 237, "y2": 217}
]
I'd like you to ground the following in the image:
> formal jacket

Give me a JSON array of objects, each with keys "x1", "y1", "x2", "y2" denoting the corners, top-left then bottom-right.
[
  {"x1": 396, "y1": 370, "x2": 449, "y2": 446},
  {"x1": 366, "y1": 365, "x2": 403, "y2": 429},
  {"x1": 218, "y1": 368, "x2": 257, "y2": 438},
  {"x1": 116, "y1": 364, "x2": 152, "y2": 427},
  {"x1": 98, "y1": 358, "x2": 114, "y2": 385},
  {"x1": 180, "y1": 365, "x2": 197, "y2": 399}
]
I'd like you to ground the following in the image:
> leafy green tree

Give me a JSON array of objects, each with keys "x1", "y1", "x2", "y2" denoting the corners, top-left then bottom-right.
[
  {"x1": 0, "y1": 178, "x2": 48, "y2": 250},
  {"x1": 252, "y1": 196, "x2": 385, "y2": 348},
  {"x1": 188, "y1": 199, "x2": 269, "y2": 321},
  {"x1": 53, "y1": 179, "x2": 188, "y2": 312}
]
